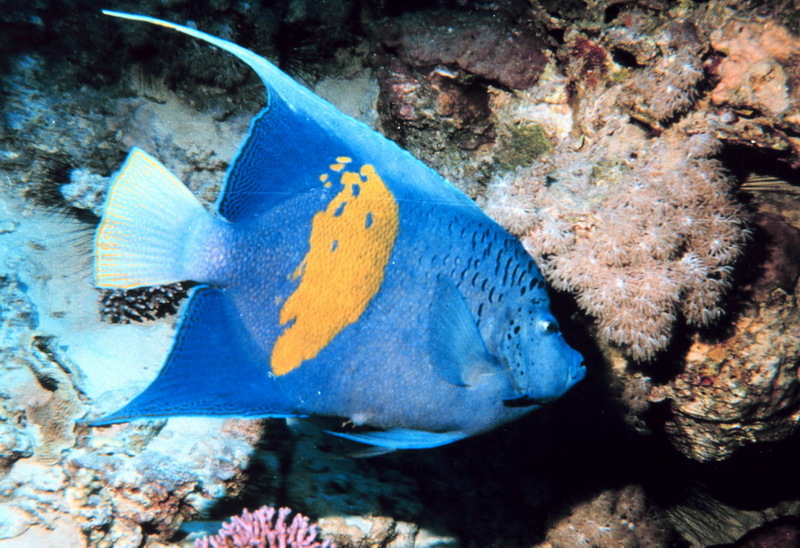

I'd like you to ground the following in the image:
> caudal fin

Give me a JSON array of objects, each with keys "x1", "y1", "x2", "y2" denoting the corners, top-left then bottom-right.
[{"x1": 94, "y1": 147, "x2": 217, "y2": 289}]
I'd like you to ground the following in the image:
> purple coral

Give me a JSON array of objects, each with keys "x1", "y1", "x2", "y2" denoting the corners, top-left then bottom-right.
[{"x1": 194, "y1": 505, "x2": 335, "y2": 548}]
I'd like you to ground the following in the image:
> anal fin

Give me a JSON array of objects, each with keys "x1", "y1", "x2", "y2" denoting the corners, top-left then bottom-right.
[
  {"x1": 91, "y1": 287, "x2": 296, "y2": 424},
  {"x1": 326, "y1": 428, "x2": 467, "y2": 450}
]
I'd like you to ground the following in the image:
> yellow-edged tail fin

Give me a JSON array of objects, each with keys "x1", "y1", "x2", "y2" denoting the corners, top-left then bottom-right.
[{"x1": 94, "y1": 147, "x2": 214, "y2": 289}]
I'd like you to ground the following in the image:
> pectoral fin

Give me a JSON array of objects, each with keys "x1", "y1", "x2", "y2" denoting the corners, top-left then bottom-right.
[{"x1": 429, "y1": 276, "x2": 500, "y2": 387}]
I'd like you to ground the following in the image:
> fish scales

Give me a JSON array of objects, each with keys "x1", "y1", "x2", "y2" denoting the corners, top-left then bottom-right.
[{"x1": 90, "y1": 11, "x2": 585, "y2": 450}]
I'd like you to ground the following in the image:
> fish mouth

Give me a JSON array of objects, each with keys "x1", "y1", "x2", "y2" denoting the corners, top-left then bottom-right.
[
  {"x1": 503, "y1": 361, "x2": 587, "y2": 408},
  {"x1": 572, "y1": 362, "x2": 587, "y2": 383}
]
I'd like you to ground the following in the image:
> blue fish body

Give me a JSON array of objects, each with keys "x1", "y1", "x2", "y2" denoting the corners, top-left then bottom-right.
[{"x1": 92, "y1": 12, "x2": 585, "y2": 449}]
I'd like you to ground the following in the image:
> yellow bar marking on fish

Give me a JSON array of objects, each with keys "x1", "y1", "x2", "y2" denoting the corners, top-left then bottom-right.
[
  {"x1": 330, "y1": 163, "x2": 345, "y2": 172},
  {"x1": 271, "y1": 162, "x2": 399, "y2": 376},
  {"x1": 336, "y1": 156, "x2": 352, "y2": 164},
  {"x1": 320, "y1": 173, "x2": 329, "y2": 182}
]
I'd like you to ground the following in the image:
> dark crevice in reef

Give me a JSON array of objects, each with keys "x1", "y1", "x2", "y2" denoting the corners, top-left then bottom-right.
[{"x1": 721, "y1": 143, "x2": 800, "y2": 186}]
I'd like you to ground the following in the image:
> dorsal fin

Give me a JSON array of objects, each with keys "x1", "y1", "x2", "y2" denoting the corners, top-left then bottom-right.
[
  {"x1": 102, "y1": 11, "x2": 477, "y2": 223},
  {"x1": 101, "y1": 10, "x2": 325, "y2": 115}
]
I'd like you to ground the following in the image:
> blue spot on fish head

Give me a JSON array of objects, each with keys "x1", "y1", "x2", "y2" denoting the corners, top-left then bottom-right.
[{"x1": 500, "y1": 308, "x2": 585, "y2": 404}]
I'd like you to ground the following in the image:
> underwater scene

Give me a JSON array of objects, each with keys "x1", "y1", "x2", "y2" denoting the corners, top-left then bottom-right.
[{"x1": 2, "y1": 0, "x2": 800, "y2": 546}]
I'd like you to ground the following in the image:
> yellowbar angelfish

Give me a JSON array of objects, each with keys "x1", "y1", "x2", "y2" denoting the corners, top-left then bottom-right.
[{"x1": 91, "y1": 11, "x2": 585, "y2": 450}]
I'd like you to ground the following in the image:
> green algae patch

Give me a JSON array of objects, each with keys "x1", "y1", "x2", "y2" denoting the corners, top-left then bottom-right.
[{"x1": 497, "y1": 122, "x2": 552, "y2": 172}]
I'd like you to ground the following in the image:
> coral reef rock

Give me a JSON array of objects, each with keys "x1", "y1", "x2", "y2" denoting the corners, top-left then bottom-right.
[
  {"x1": 0, "y1": 90, "x2": 269, "y2": 546},
  {"x1": 318, "y1": 515, "x2": 459, "y2": 548},
  {"x1": 385, "y1": 9, "x2": 549, "y2": 91},
  {"x1": 713, "y1": 516, "x2": 800, "y2": 548},
  {"x1": 650, "y1": 216, "x2": 800, "y2": 462},
  {"x1": 710, "y1": 18, "x2": 800, "y2": 118},
  {"x1": 705, "y1": 14, "x2": 800, "y2": 161},
  {"x1": 534, "y1": 485, "x2": 675, "y2": 548}
]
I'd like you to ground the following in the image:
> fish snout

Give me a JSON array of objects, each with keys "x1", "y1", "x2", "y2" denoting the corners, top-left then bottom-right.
[
  {"x1": 565, "y1": 347, "x2": 587, "y2": 392},
  {"x1": 546, "y1": 345, "x2": 586, "y2": 397},
  {"x1": 504, "y1": 347, "x2": 585, "y2": 408},
  {"x1": 570, "y1": 358, "x2": 587, "y2": 385}
]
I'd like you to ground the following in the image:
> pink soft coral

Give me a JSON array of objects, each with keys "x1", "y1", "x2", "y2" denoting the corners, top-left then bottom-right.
[
  {"x1": 194, "y1": 505, "x2": 335, "y2": 548},
  {"x1": 487, "y1": 124, "x2": 749, "y2": 361}
]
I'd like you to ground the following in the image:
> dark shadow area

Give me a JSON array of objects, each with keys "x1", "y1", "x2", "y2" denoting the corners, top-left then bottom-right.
[{"x1": 721, "y1": 143, "x2": 800, "y2": 185}]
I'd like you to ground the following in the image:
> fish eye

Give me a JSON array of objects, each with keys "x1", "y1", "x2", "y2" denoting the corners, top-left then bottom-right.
[{"x1": 540, "y1": 319, "x2": 559, "y2": 334}]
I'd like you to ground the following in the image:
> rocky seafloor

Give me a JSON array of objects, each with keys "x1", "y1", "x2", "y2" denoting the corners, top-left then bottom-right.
[{"x1": 2, "y1": 0, "x2": 800, "y2": 546}]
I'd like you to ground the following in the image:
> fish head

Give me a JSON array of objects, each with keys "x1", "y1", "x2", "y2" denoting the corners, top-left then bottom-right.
[{"x1": 498, "y1": 308, "x2": 585, "y2": 407}]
